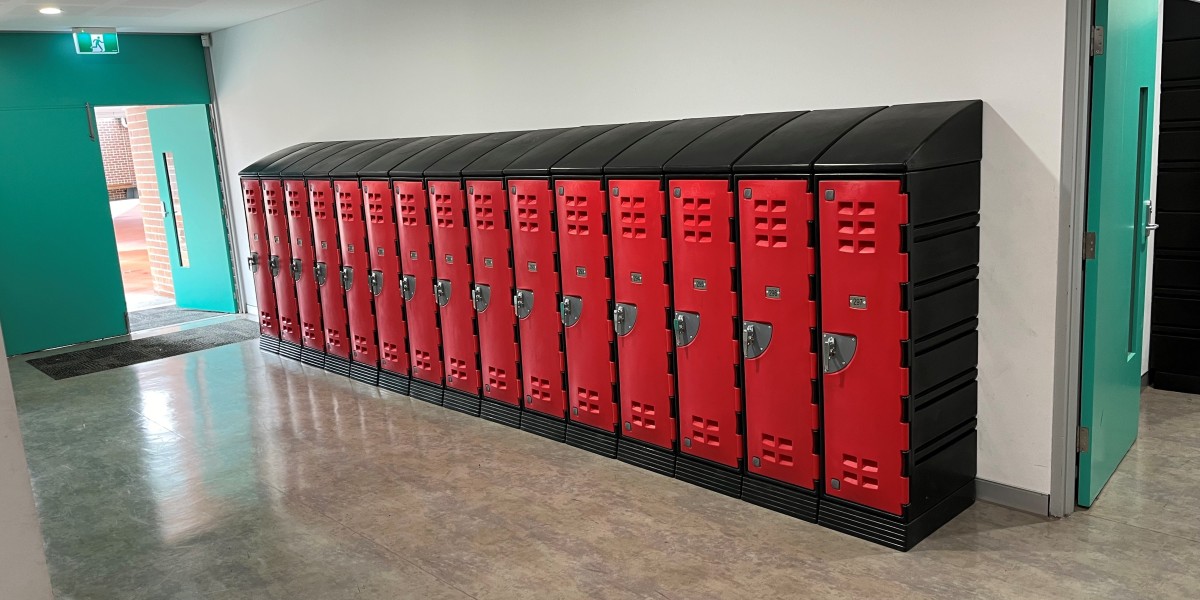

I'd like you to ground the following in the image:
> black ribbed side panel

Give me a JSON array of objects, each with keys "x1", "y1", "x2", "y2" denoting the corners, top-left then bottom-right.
[
  {"x1": 409, "y1": 378, "x2": 444, "y2": 406},
  {"x1": 675, "y1": 454, "x2": 742, "y2": 498},
  {"x1": 279, "y1": 341, "x2": 303, "y2": 362},
  {"x1": 259, "y1": 335, "x2": 281, "y2": 354},
  {"x1": 443, "y1": 388, "x2": 482, "y2": 417},
  {"x1": 565, "y1": 422, "x2": 618, "y2": 458},
  {"x1": 817, "y1": 481, "x2": 974, "y2": 552},
  {"x1": 740, "y1": 474, "x2": 818, "y2": 523},
  {"x1": 300, "y1": 347, "x2": 325, "y2": 368},
  {"x1": 378, "y1": 370, "x2": 411, "y2": 395},
  {"x1": 520, "y1": 410, "x2": 566, "y2": 442},
  {"x1": 481, "y1": 398, "x2": 521, "y2": 428},
  {"x1": 324, "y1": 355, "x2": 352, "y2": 378},
  {"x1": 349, "y1": 361, "x2": 380, "y2": 386},
  {"x1": 616, "y1": 437, "x2": 676, "y2": 477}
]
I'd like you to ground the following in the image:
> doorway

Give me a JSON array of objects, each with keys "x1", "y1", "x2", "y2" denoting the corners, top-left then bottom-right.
[{"x1": 96, "y1": 104, "x2": 238, "y2": 333}]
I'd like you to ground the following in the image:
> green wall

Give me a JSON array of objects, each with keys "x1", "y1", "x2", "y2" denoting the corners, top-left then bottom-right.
[{"x1": 0, "y1": 33, "x2": 211, "y2": 355}]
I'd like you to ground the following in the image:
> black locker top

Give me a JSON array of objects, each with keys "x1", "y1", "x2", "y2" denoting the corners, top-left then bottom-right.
[
  {"x1": 604, "y1": 116, "x2": 735, "y2": 176},
  {"x1": 815, "y1": 100, "x2": 983, "y2": 173},
  {"x1": 358, "y1": 136, "x2": 454, "y2": 179},
  {"x1": 254, "y1": 141, "x2": 341, "y2": 178},
  {"x1": 504, "y1": 125, "x2": 618, "y2": 177},
  {"x1": 463, "y1": 128, "x2": 574, "y2": 178},
  {"x1": 664, "y1": 111, "x2": 807, "y2": 176},
  {"x1": 423, "y1": 131, "x2": 528, "y2": 179},
  {"x1": 551, "y1": 121, "x2": 674, "y2": 177},
  {"x1": 328, "y1": 137, "x2": 423, "y2": 179},
  {"x1": 733, "y1": 107, "x2": 885, "y2": 175},
  {"x1": 291, "y1": 139, "x2": 388, "y2": 178},
  {"x1": 389, "y1": 133, "x2": 489, "y2": 179},
  {"x1": 239, "y1": 142, "x2": 320, "y2": 177}
]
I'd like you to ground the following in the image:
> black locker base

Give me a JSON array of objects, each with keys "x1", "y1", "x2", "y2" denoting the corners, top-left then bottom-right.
[
  {"x1": 279, "y1": 341, "x2": 303, "y2": 362},
  {"x1": 676, "y1": 454, "x2": 743, "y2": 499},
  {"x1": 324, "y1": 355, "x2": 352, "y2": 378},
  {"x1": 481, "y1": 398, "x2": 522, "y2": 428},
  {"x1": 565, "y1": 422, "x2": 618, "y2": 458},
  {"x1": 300, "y1": 347, "x2": 326, "y2": 369},
  {"x1": 443, "y1": 388, "x2": 482, "y2": 417},
  {"x1": 259, "y1": 335, "x2": 280, "y2": 355},
  {"x1": 378, "y1": 370, "x2": 411, "y2": 396},
  {"x1": 349, "y1": 361, "x2": 380, "y2": 386},
  {"x1": 818, "y1": 480, "x2": 975, "y2": 551},
  {"x1": 520, "y1": 410, "x2": 566, "y2": 442},
  {"x1": 616, "y1": 437, "x2": 676, "y2": 477},
  {"x1": 409, "y1": 378, "x2": 444, "y2": 406},
  {"x1": 741, "y1": 474, "x2": 818, "y2": 523},
  {"x1": 1152, "y1": 371, "x2": 1200, "y2": 394}
]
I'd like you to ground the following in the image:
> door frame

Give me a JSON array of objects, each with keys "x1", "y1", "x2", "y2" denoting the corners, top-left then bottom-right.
[{"x1": 202, "y1": 36, "x2": 246, "y2": 314}]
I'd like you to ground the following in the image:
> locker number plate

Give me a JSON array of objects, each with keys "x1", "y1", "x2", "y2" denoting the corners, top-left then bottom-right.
[
  {"x1": 410, "y1": 251, "x2": 418, "y2": 260},
  {"x1": 693, "y1": 278, "x2": 707, "y2": 290},
  {"x1": 850, "y1": 295, "x2": 868, "y2": 309},
  {"x1": 445, "y1": 254, "x2": 454, "y2": 264},
  {"x1": 631, "y1": 272, "x2": 643, "y2": 284},
  {"x1": 527, "y1": 261, "x2": 538, "y2": 272},
  {"x1": 484, "y1": 257, "x2": 494, "y2": 268},
  {"x1": 765, "y1": 286, "x2": 781, "y2": 299},
  {"x1": 576, "y1": 266, "x2": 587, "y2": 277}
]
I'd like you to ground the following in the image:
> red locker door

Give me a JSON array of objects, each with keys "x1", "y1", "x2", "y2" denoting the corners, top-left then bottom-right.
[
  {"x1": 609, "y1": 180, "x2": 676, "y2": 450},
  {"x1": 739, "y1": 179, "x2": 819, "y2": 489},
  {"x1": 263, "y1": 180, "x2": 302, "y2": 346},
  {"x1": 334, "y1": 180, "x2": 379, "y2": 366},
  {"x1": 364, "y1": 180, "x2": 409, "y2": 376},
  {"x1": 241, "y1": 179, "x2": 279, "y2": 338},
  {"x1": 510, "y1": 179, "x2": 567, "y2": 419},
  {"x1": 819, "y1": 179, "x2": 910, "y2": 516},
  {"x1": 468, "y1": 180, "x2": 521, "y2": 406},
  {"x1": 395, "y1": 180, "x2": 445, "y2": 385},
  {"x1": 557, "y1": 180, "x2": 617, "y2": 432},
  {"x1": 284, "y1": 179, "x2": 325, "y2": 351},
  {"x1": 670, "y1": 179, "x2": 741, "y2": 469},
  {"x1": 430, "y1": 181, "x2": 480, "y2": 396},
  {"x1": 309, "y1": 181, "x2": 350, "y2": 360}
]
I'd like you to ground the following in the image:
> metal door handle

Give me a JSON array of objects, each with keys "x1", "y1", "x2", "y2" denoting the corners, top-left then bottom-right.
[{"x1": 1146, "y1": 223, "x2": 1159, "y2": 232}]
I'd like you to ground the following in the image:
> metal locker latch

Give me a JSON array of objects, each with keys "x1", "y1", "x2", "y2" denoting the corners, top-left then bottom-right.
[
  {"x1": 434, "y1": 279, "x2": 452, "y2": 306},
  {"x1": 268, "y1": 255, "x2": 281, "y2": 278},
  {"x1": 742, "y1": 321, "x2": 773, "y2": 359},
  {"x1": 613, "y1": 303, "x2": 638, "y2": 337},
  {"x1": 514, "y1": 289, "x2": 534, "y2": 320},
  {"x1": 560, "y1": 296, "x2": 583, "y2": 327},
  {"x1": 247, "y1": 252, "x2": 259, "y2": 273},
  {"x1": 314, "y1": 262, "x2": 328, "y2": 286},
  {"x1": 673, "y1": 311, "x2": 700, "y2": 347},
  {"x1": 368, "y1": 270, "x2": 384, "y2": 296},
  {"x1": 822, "y1": 333, "x2": 858, "y2": 374},
  {"x1": 290, "y1": 258, "x2": 303, "y2": 282},
  {"x1": 339, "y1": 266, "x2": 353, "y2": 291},
  {"x1": 400, "y1": 274, "x2": 416, "y2": 300},
  {"x1": 472, "y1": 284, "x2": 491, "y2": 312}
]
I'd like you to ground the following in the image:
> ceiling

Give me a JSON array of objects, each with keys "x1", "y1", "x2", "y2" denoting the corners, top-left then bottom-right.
[{"x1": 0, "y1": 1, "x2": 322, "y2": 33}]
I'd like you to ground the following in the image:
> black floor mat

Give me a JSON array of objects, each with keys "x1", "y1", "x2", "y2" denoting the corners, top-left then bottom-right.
[
  {"x1": 128, "y1": 306, "x2": 225, "y2": 332},
  {"x1": 27, "y1": 319, "x2": 260, "y2": 380}
]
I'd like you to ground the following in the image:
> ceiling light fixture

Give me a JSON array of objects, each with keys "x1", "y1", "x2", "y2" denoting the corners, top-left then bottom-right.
[{"x1": 39, "y1": 7, "x2": 63, "y2": 15}]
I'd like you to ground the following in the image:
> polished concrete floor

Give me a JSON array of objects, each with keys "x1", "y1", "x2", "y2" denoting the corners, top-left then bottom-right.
[{"x1": 9, "y1": 340, "x2": 1200, "y2": 599}]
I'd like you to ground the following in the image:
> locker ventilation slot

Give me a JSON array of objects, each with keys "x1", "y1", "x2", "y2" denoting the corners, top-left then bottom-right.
[
  {"x1": 447, "y1": 357, "x2": 469, "y2": 383},
  {"x1": 691, "y1": 415, "x2": 721, "y2": 447},
  {"x1": 413, "y1": 349, "x2": 435, "y2": 375},
  {"x1": 397, "y1": 192, "x2": 419, "y2": 226},
  {"x1": 617, "y1": 194, "x2": 648, "y2": 239},
  {"x1": 381, "y1": 342, "x2": 404, "y2": 368},
  {"x1": 487, "y1": 366, "x2": 509, "y2": 391},
  {"x1": 473, "y1": 194, "x2": 496, "y2": 230},
  {"x1": 576, "y1": 388, "x2": 601, "y2": 414},
  {"x1": 841, "y1": 454, "x2": 881, "y2": 490},
  {"x1": 752, "y1": 198, "x2": 789, "y2": 248},
  {"x1": 630, "y1": 400, "x2": 657, "y2": 430},
  {"x1": 681, "y1": 196, "x2": 713, "y2": 243},
  {"x1": 761, "y1": 433, "x2": 795, "y2": 466},
  {"x1": 434, "y1": 194, "x2": 455, "y2": 228}
]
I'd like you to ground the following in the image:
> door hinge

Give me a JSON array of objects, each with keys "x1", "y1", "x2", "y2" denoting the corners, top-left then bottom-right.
[
  {"x1": 1077, "y1": 426, "x2": 1090, "y2": 452},
  {"x1": 1091, "y1": 25, "x2": 1105, "y2": 56},
  {"x1": 1083, "y1": 231, "x2": 1097, "y2": 260}
]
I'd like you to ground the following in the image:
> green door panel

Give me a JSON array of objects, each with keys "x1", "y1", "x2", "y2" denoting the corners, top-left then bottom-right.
[
  {"x1": 146, "y1": 105, "x2": 237, "y2": 313},
  {"x1": 0, "y1": 106, "x2": 128, "y2": 355},
  {"x1": 1079, "y1": 0, "x2": 1160, "y2": 506}
]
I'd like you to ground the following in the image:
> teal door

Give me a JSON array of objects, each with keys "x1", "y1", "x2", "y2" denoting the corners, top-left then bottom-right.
[
  {"x1": 1079, "y1": 0, "x2": 1160, "y2": 506},
  {"x1": 0, "y1": 106, "x2": 128, "y2": 355},
  {"x1": 146, "y1": 105, "x2": 237, "y2": 313}
]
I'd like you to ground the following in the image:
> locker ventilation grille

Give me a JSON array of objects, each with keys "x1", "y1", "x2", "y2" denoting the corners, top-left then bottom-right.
[
  {"x1": 434, "y1": 194, "x2": 455, "y2": 228},
  {"x1": 691, "y1": 415, "x2": 721, "y2": 447},
  {"x1": 575, "y1": 387, "x2": 601, "y2": 414},
  {"x1": 413, "y1": 349, "x2": 435, "y2": 374},
  {"x1": 616, "y1": 194, "x2": 648, "y2": 239},
  {"x1": 836, "y1": 201, "x2": 877, "y2": 254},
  {"x1": 841, "y1": 454, "x2": 880, "y2": 490},
  {"x1": 487, "y1": 366, "x2": 509, "y2": 391},
  {"x1": 352, "y1": 334, "x2": 371, "y2": 356},
  {"x1": 761, "y1": 433, "x2": 795, "y2": 466},
  {"x1": 311, "y1": 191, "x2": 330, "y2": 220},
  {"x1": 473, "y1": 194, "x2": 496, "y2": 230},
  {"x1": 397, "y1": 191, "x2": 419, "y2": 226},
  {"x1": 447, "y1": 357, "x2": 469, "y2": 382},
  {"x1": 382, "y1": 342, "x2": 404, "y2": 367},
  {"x1": 681, "y1": 196, "x2": 713, "y2": 243},
  {"x1": 325, "y1": 328, "x2": 343, "y2": 351},
  {"x1": 366, "y1": 190, "x2": 387, "y2": 224},
  {"x1": 630, "y1": 400, "x2": 657, "y2": 430}
]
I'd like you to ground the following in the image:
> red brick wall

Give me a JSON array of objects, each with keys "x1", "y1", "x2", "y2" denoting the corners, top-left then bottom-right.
[
  {"x1": 125, "y1": 106, "x2": 175, "y2": 298},
  {"x1": 98, "y1": 118, "x2": 136, "y2": 201}
]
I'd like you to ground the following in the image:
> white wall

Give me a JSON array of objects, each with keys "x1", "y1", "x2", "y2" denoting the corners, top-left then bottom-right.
[
  {"x1": 0, "y1": 325, "x2": 53, "y2": 599},
  {"x1": 212, "y1": 0, "x2": 1070, "y2": 495}
]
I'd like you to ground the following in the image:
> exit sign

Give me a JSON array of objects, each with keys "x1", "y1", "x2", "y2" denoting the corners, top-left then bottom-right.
[{"x1": 72, "y1": 28, "x2": 119, "y2": 55}]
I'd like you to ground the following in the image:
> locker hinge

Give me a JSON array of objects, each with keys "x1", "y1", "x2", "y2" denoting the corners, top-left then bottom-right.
[
  {"x1": 1077, "y1": 426, "x2": 1090, "y2": 452},
  {"x1": 1091, "y1": 26, "x2": 1105, "y2": 56},
  {"x1": 1082, "y1": 231, "x2": 1097, "y2": 260}
]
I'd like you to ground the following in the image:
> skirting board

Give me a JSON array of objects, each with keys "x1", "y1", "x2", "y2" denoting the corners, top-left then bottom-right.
[{"x1": 976, "y1": 479, "x2": 1049, "y2": 516}]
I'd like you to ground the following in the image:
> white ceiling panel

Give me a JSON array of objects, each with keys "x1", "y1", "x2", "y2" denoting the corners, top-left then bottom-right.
[{"x1": 0, "y1": 0, "x2": 322, "y2": 33}]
